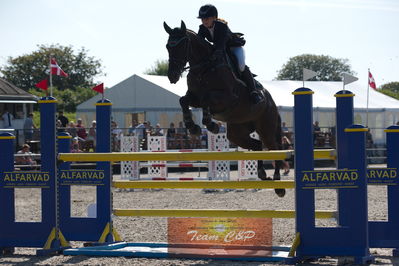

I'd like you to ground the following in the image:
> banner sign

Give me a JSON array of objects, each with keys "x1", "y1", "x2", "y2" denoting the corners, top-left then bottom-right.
[
  {"x1": 367, "y1": 168, "x2": 398, "y2": 185},
  {"x1": 299, "y1": 169, "x2": 360, "y2": 189},
  {"x1": 168, "y1": 217, "x2": 273, "y2": 258},
  {"x1": 1, "y1": 171, "x2": 50, "y2": 188},
  {"x1": 59, "y1": 170, "x2": 105, "y2": 185}
]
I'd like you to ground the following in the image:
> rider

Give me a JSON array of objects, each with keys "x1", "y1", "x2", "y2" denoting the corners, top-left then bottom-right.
[{"x1": 197, "y1": 4, "x2": 263, "y2": 104}]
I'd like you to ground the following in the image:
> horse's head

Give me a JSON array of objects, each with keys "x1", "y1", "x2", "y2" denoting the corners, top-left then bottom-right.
[{"x1": 164, "y1": 21, "x2": 189, "y2": 84}]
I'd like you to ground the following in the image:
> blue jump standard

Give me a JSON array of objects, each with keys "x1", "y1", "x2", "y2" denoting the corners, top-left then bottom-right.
[{"x1": 63, "y1": 242, "x2": 291, "y2": 262}]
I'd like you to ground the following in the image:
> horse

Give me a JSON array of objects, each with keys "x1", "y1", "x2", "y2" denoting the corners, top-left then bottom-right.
[{"x1": 164, "y1": 21, "x2": 285, "y2": 197}]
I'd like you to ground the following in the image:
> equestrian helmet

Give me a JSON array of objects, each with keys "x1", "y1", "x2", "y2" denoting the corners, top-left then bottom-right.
[{"x1": 197, "y1": 4, "x2": 218, "y2": 18}]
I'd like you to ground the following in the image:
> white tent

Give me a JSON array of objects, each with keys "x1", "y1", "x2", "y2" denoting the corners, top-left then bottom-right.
[
  {"x1": 77, "y1": 74, "x2": 399, "y2": 144},
  {"x1": 76, "y1": 74, "x2": 202, "y2": 131}
]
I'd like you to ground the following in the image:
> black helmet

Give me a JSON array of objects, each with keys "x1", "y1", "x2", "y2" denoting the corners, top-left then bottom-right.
[{"x1": 197, "y1": 4, "x2": 218, "y2": 19}]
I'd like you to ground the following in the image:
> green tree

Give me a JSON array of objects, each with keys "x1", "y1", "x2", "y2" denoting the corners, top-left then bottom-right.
[
  {"x1": 0, "y1": 44, "x2": 103, "y2": 91},
  {"x1": 380, "y1": 82, "x2": 399, "y2": 93},
  {"x1": 379, "y1": 81, "x2": 399, "y2": 100},
  {"x1": 276, "y1": 54, "x2": 355, "y2": 81},
  {"x1": 144, "y1": 59, "x2": 168, "y2": 76},
  {"x1": 28, "y1": 86, "x2": 97, "y2": 112}
]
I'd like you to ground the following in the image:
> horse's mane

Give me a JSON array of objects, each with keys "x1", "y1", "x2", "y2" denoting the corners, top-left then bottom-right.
[{"x1": 186, "y1": 29, "x2": 212, "y2": 50}]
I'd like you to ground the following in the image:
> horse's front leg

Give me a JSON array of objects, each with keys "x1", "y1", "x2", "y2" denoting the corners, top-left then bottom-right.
[
  {"x1": 202, "y1": 107, "x2": 219, "y2": 134},
  {"x1": 179, "y1": 95, "x2": 201, "y2": 135}
]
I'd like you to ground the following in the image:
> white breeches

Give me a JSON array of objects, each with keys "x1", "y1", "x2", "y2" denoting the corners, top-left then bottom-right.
[{"x1": 230, "y1": 46, "x2": 246, "y2": 72}]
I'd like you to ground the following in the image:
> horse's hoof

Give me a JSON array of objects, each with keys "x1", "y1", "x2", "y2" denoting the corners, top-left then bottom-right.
[
  {"x1": 275, "y1": 189, "x2": 286, "y2": 198},
  {"x1": 258, "y1": 169, "x2": 269, "y2": 180},
  {"x1": 207, "y1": 123, "x2": 219, "y2": 134},
  {"x1": 189, "y1": 125, "x2": 202, "y2": 136}
]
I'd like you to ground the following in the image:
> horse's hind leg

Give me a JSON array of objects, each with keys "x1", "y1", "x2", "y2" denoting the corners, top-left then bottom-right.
[
  {"x1": 179, "y1": 95, "x2": 201, "y2": 135},
  {"x1": 202, "y1": 107, "x2": 219, "y2": 134},
  {"x1": 226, "y1": 123, "x2": 267, "y2": 180},
  {"x1": 255, "y1": 112, "x2": 286, "y2": 197}
]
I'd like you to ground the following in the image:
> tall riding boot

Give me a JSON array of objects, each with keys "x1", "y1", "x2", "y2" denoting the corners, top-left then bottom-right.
[{"x1": 242, "y1": 66, "x2": 263, "y2": 104}]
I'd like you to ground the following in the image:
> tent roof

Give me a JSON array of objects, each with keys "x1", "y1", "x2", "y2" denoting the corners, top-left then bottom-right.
[{"x1": 141, "y1": 75, "x2": 399, "y2": 109}]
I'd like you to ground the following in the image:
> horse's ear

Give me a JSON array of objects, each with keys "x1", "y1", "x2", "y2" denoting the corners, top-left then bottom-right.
[
  {"x1": 163, "y1": 22, "x2": 172, "y2": 34},
  {"x1": 180, "y1": 20, "x2": 186, "y2": 32}
]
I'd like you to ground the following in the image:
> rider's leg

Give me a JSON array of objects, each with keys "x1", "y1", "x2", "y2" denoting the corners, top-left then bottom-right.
[
  {"x1": 241, "y1": 66, "x2": 263, "y2": 104},
  {"x1": 230, "y1": 47, "x2": 263, "y2": 104}
]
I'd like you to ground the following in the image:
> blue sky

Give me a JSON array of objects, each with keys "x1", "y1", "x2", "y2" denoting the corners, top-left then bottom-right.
[{"x1": 1, "y1": 0, "x2": 398, "y2": 89}]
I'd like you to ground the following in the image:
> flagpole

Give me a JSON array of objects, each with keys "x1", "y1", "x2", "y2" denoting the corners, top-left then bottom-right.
[
  {"x1": 366, "y1": 68, "x2": 370, "y2": 128},
  {"x1": 49, "y1": 56, "x2": 53, "y2": 97}
]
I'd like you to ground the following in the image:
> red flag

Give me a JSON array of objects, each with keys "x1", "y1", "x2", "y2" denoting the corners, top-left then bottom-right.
[
  {"x1": 50, "y1": 58, "x2": 68, "y2": 77},
  {"x1": 369, "y1": 71, "x2": 377, "y2": 90},
  {"x1": 92, "y1": 83, "x2": 104, "y2": 94},
  {"x1": 35, "y1": 79, "x2": 48, "y2": 90}
]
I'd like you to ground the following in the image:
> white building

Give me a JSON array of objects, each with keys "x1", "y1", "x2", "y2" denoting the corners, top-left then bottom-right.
[{"x1": 77, "y1": 74, "x2": 399, "y2": 144}]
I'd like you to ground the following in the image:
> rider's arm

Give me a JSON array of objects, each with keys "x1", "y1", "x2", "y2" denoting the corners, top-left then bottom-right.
[
  {"x1": 213, "y1": 20, "x2": 230, "y2": 51},
  {"x1": 198, "y1": 25, "x2": 210, "y2": 41}
]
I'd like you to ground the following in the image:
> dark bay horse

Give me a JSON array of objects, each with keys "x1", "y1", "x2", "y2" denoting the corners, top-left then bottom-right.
[{"x1": 164, "y1": 21, "x2": 285, "y2": 197}]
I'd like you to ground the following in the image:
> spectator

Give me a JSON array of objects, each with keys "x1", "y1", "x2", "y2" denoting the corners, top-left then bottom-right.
[
  {"x1": 56, "y1": 119, "x2": 64, "y2": 133},
  {"x1": 86, "y1": 120, "x2": 97, "y2": 150},
  {"x1": 57, "y1": 111, "x2": 69, "y2": 128},
  {"x1": 366, "y1": 130, "x2": 374, "y2": 148},
  {"x1": 128, "y1": 120, "x2": 138, "y2": 136},
  {"x1": 167, "y1": 122, "x2": 176, "y2": 148},
  {"x1": 23, "y1": 113, "x2": 36, "y2": 141},
  {"x1": 71, "y1": 137, "x2": 83, "y2": 153},
  {"x1": 111, "y1": 121, "x2": 122, "y2": 151},
  {"x1": 313, "y1": 121, "x2": 321, "y2": 145},
  {"x1": 152, "y1": 123, "x2": 164, "y2": 136},
  {"x1": 1, "y1": 108, "x2": 13, "y2": 128},
  {"x1": 145, "y1": 121, "x2": 153, "y2": 135},
  {"x1": 217, "y1": 121, "x2": 226, "y2": 133},
  {"x1": 281, "y1": 122, "x2": 289, "y2": 133},
  {"x1": 134, "y1": 121, "x2": 147, "y2": 141},
  {"x1": 16, "y1": 144, "x2": 37, "y2": 169},
  {"x1": 67, "y1": 121, "x2": 77, "y2": 138},
  {"x1": 76, "y1": 118, "x2": 87, "y2": 139},
  {"x1": 176, "y1": 121, "x2": 188, "y2": 149}
]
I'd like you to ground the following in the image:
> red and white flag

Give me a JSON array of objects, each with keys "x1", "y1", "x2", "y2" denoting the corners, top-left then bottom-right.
[
  {"x1": 50, "y1": 58, "x2": 68, "y2": 77},
  {"x1": 92, "y1": 83, "x2": 104, "y2": 94},
  {"x1": 368, "y1": 71, "x2": 377, "y2": 90},
  {"x1": 35, "y1": 79, "x2": 48, "y2": 90}
]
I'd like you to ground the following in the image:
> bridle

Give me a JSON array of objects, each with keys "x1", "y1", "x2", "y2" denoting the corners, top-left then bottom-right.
[{"x1": 166, "y1": 35, "x2": 191, "y2": 76}]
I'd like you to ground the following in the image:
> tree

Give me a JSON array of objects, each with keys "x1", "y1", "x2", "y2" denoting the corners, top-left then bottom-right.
[
  {"x1": 0, "y1": 44, "x2": 103, "y2": 91},
  {"x1": 379, "y1": 81, "x2": 399, "y2": 100},
  {"x1": 144, "y1": 59, "x2": 168, "y2": 76},
  {"x1": 276, "y1": 54, "x2": 355, "y2": 81},
  {"x1": 28, "y1": 86, "x2": 97, "y2": 113}
]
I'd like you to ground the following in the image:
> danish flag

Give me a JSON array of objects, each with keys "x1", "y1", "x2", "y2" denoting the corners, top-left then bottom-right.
[
  {"x1": 368, "y1": 71, "x2": 377, "y2": 90},
  {"x1": 50, "y1": 58, "x2": 68, "y2": 77}
]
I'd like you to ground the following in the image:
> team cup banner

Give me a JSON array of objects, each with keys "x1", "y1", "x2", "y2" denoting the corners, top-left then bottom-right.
[{"x1": 167, "y1": 217, "x2": 273, "y2": 258}]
